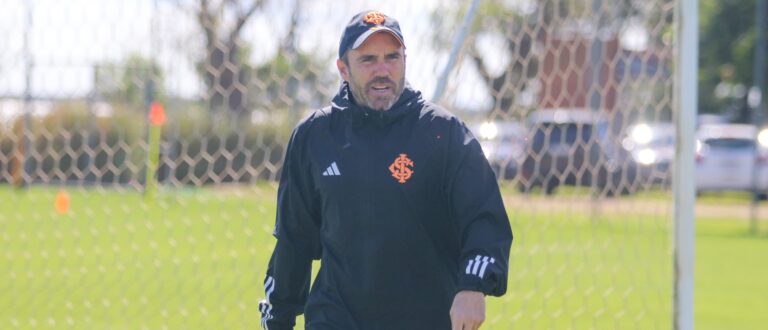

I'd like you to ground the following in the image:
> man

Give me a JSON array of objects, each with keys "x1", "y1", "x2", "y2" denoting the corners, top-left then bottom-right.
[{"x1": 259, "y1": 11, "x2": 512, "y2": 330}]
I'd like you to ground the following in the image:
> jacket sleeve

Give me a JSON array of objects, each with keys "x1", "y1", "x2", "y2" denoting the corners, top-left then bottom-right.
[
  {"x1": 259, "y1": 123, "x2": 322, "y2": 329},
  {"x1": 445, "y1": 119, "x2": 513, "y2": 297}
]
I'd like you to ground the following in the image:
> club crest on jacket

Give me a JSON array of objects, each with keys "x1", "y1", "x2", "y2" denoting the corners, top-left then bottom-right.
[{"x1": 389, "y1": 153, "x2": 413, "y2": 184}]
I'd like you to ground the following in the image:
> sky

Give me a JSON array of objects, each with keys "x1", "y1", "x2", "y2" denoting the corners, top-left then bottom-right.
[{"x1": 0, "y1": 0, "x2": 495, "y2": 111}]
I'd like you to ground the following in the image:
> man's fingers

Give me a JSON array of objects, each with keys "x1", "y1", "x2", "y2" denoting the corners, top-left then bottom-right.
[
  {"x1": 450, "y1": 312, "x2": 461, "y2": 330},
  {"x1": 451, "y1": 290, "x2": 485, "y2": 329},
  {"x1": 451, "y1": 320, "x2": 482, "y2": 330},
  {"x1": 451, "y1": 310, "x2": 484, "y2": 330}
]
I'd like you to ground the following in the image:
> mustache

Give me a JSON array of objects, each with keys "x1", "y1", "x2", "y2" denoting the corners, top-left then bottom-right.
[{"x1": 366, "y1": 77, "x2": 395, "y2": 87}]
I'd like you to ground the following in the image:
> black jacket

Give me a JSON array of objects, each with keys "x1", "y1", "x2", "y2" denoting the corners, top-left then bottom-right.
[{"x1": 259, "y1": 82, "x2": 512, "y2": 329}]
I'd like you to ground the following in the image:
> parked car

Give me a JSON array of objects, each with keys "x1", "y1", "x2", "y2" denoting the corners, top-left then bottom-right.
[
  {"x1": 695, "y1": 123, "x2": 768, "y2": 197},
  {"x1": 517, "y1": 108, "x2": 638, "y2": 195},
  {"x1": 475, "y1": 120, "x2": 527, "y2": 180},
  {"x1": 621, "y1": 122, "x2": 675, "y2": 186}
]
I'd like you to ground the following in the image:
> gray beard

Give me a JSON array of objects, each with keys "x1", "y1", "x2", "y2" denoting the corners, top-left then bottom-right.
[{"x1": 350, "y1": 79, "x2": 405, "y2": 111}]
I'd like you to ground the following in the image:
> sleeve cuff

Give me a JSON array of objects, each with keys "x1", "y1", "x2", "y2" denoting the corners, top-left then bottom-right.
[{"x1": 456, "y1": 274, "x2": 490, "y2": 295}]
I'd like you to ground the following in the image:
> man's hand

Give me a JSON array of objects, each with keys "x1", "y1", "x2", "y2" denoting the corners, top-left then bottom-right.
[{"x1": 449, "y1": 290, "x2": 485, "y2": 330}]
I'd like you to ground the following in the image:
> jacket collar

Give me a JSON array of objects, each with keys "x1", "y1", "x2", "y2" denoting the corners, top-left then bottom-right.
[{"x1": 331, "y1": 81, "x2": 424, "y2": 127}]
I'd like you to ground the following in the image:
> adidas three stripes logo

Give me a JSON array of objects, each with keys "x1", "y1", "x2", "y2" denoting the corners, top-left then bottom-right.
[
  {"x1": 465, "y1": 255, "x2": 495, "y2": 278},
  {"x1": 259, "y1": 276, "x2": 275, "y2": 329},
  {"x1": 322, "y1": 162, "x2": 341, "y2": 176}
]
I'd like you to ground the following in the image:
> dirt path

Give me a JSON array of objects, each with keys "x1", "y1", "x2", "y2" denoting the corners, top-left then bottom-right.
[{"x1": 503, "y1": 195, "x2": 768, "y2": 220}]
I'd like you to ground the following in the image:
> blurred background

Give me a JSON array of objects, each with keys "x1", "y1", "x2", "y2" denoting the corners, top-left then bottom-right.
[{"x1": 0, "y1": 0, "x2": 766, "y2": 329}]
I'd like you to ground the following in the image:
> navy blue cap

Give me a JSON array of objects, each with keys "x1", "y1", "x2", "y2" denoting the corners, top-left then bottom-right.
[{"x1": 338, "y1": 11, "x2": 405, "y2": 59}]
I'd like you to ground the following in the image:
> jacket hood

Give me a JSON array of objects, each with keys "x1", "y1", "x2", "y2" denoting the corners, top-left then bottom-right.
[{"x1": 331, "y1": 81, "x2": 425, "y2": 127}]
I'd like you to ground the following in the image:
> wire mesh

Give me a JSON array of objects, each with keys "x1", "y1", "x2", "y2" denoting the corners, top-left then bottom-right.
[{"x1": 1, "y1": 0, "x2": 676, "y2": 328}]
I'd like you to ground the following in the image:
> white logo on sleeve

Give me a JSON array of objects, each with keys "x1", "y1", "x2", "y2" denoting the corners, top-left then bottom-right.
[
  {"x1": 322, "y1": 162, "x2": 341, "y2": 176},
  {"x1": 465, "y1": 255, "x2": 495, "y2": 278},
  {"x1": 259, "y1": 276, "x2": 275, "y2": 329}
]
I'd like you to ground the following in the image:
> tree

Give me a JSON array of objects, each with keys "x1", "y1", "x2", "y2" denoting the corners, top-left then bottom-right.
[
  {"x1": 459, "y1": 1, "x2": 543, "y2": 118},
  {"x1": 251, "y1": 0, "x2": 334, "y2": 115},
  {"x1": 188, "y1": 0, "x2": 333, "y2": 117},
  {"x1": 698, "y1": 1, "x2": 764, "y2": 120},
  {"x1": 194, "y1": 0, "x2": 264, "y2": 114},
  {"x1": 252, "y1": 50, "x2": 333, "y2": 117},
  {"x1": 434, "y1": 0, "x2": 666, "y2": 119},
  {"x1": 94, "y1": 54, "x2": 165, "y2": 108}
]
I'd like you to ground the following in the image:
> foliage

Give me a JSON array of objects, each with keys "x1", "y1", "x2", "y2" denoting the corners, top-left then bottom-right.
[
  {"x1": 6, "y1": 101, "x2": 146, "y2": 185},
  {"x1": 435, "y1": 0, "x2": 670, "y2": 118},
  {"x1": 189, "y1": 0, "x2": 334, "y2": 118},
  {"x1": 95, "y1": 54, "x2": 166, "y2": 109},
  {"x1": 0, "y1": 121, "x2": 16, "y2": 183},
  {"x1": 0, "y1": 100, "x2": 293, "y2": 186},
  {"x1": 252, "y1": 50, "x2": 335, "y2": 117},
  {"x1": 192, "y1": 0, "x2": 264, "y2": 114},
  {"x1": 698, "y1": 1, "x2": 764, "y2": 119},
  {"x1": 156, "y1": 105, "x2": 292, "y2": 184}
]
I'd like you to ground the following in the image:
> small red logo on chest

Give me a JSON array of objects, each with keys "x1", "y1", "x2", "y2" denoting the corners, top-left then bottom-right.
[{"x1": 389, "y1": 154, "x2": 414, "y2": 184}]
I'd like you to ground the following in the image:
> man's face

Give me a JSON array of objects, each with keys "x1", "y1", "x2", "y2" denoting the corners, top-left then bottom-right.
[{"x1": 337, "y1": 32, "x2": 406, "y2": 111}]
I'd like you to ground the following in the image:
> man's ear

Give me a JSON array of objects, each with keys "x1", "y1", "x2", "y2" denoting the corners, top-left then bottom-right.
[{"x1": 336, "y1": 58, "x2": 349, "y2": 81}]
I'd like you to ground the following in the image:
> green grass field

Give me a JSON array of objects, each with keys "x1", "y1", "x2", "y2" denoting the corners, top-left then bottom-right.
[{"x1": 2, "y1": 185, "x2": 767, "y2": 329}]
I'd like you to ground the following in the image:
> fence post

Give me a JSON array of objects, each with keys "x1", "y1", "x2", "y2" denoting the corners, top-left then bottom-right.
[
  {"x1": 13, "y1": 0, "x2": 34, "y2": 189},
  {"x1": 750, "y1": 0, "x2": 767, "y2": 232},
  {"x1": 432, "y1": 0, "x2": 481, "y2": 104}
]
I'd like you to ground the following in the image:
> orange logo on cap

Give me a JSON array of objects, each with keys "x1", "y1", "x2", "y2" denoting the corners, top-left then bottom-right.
[
  {"x1": 389, "y1": 154, "x2": 413, "y2": 184},
  {"x1": 363, "y1": 12, "x2": 386, "y2": 25}
]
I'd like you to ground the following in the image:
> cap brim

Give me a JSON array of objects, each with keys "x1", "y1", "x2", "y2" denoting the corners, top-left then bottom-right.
[{"x1": 351, "y1": 27, "x2": 405, "y2": 50}]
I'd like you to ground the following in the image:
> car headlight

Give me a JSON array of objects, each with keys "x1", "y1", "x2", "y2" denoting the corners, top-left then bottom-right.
[
  {"x1": 635, "y1": 148, "x2": 657, "y2": 165},
  {"x1": 479, "y1": 122, "x2": 498, "y2": 140},
  {"x1": 630, "y1": 124, "x2": 653, "y2": 145},
  {"x1": 758, "y1": 129, "x2": 768, "y2": 148}
]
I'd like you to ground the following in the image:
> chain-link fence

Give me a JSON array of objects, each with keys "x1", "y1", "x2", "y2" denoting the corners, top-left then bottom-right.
[{"x1": 2, "y1": 0, "x2": 679, "y2": 328}]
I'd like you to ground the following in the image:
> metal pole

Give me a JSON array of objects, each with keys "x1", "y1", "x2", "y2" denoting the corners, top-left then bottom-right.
[
  {"x1": 14, "y1": 0, "x2": 34, "y2": 188},
  {"x1": 144, "y1": 0, "x2": 160, "y2": 195},
  {"x1": 673, "y1": 0, "x2": 697, "y2": 329},
  {"x1": 589, "y1": 0, "x2": 604, "y2": 204},
  {"x1": 750, "y1": 0, "x2": 767, "y2": 233},
  {"x1": 589, "y1": 0, "x2": 604, "y2": 112},
  {"x1": 754, "y1": 0, "x2": 767, "y2": 112},
  {"x1": 432, "y1": 0, "x2": 481, "y2": 103}
]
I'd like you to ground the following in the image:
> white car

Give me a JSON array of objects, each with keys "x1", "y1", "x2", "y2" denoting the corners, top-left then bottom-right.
[
  {"x1": 622, "y1": 123, "x2": 675, "y2": 185},
  {"x1": 695, "y1": 123, "x2": 768, "y2": 196},
  {"x1": 475, "y1": 120, "x2": 527, "y2": 180},
  {"x1": 517, "y1": 108, "x2": 639, "y2": 195}
]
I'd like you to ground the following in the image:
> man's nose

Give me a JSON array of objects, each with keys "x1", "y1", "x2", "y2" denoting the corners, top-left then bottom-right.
[{"x1": 372, "y1": 60, "x2": 390, "y2": 76}]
